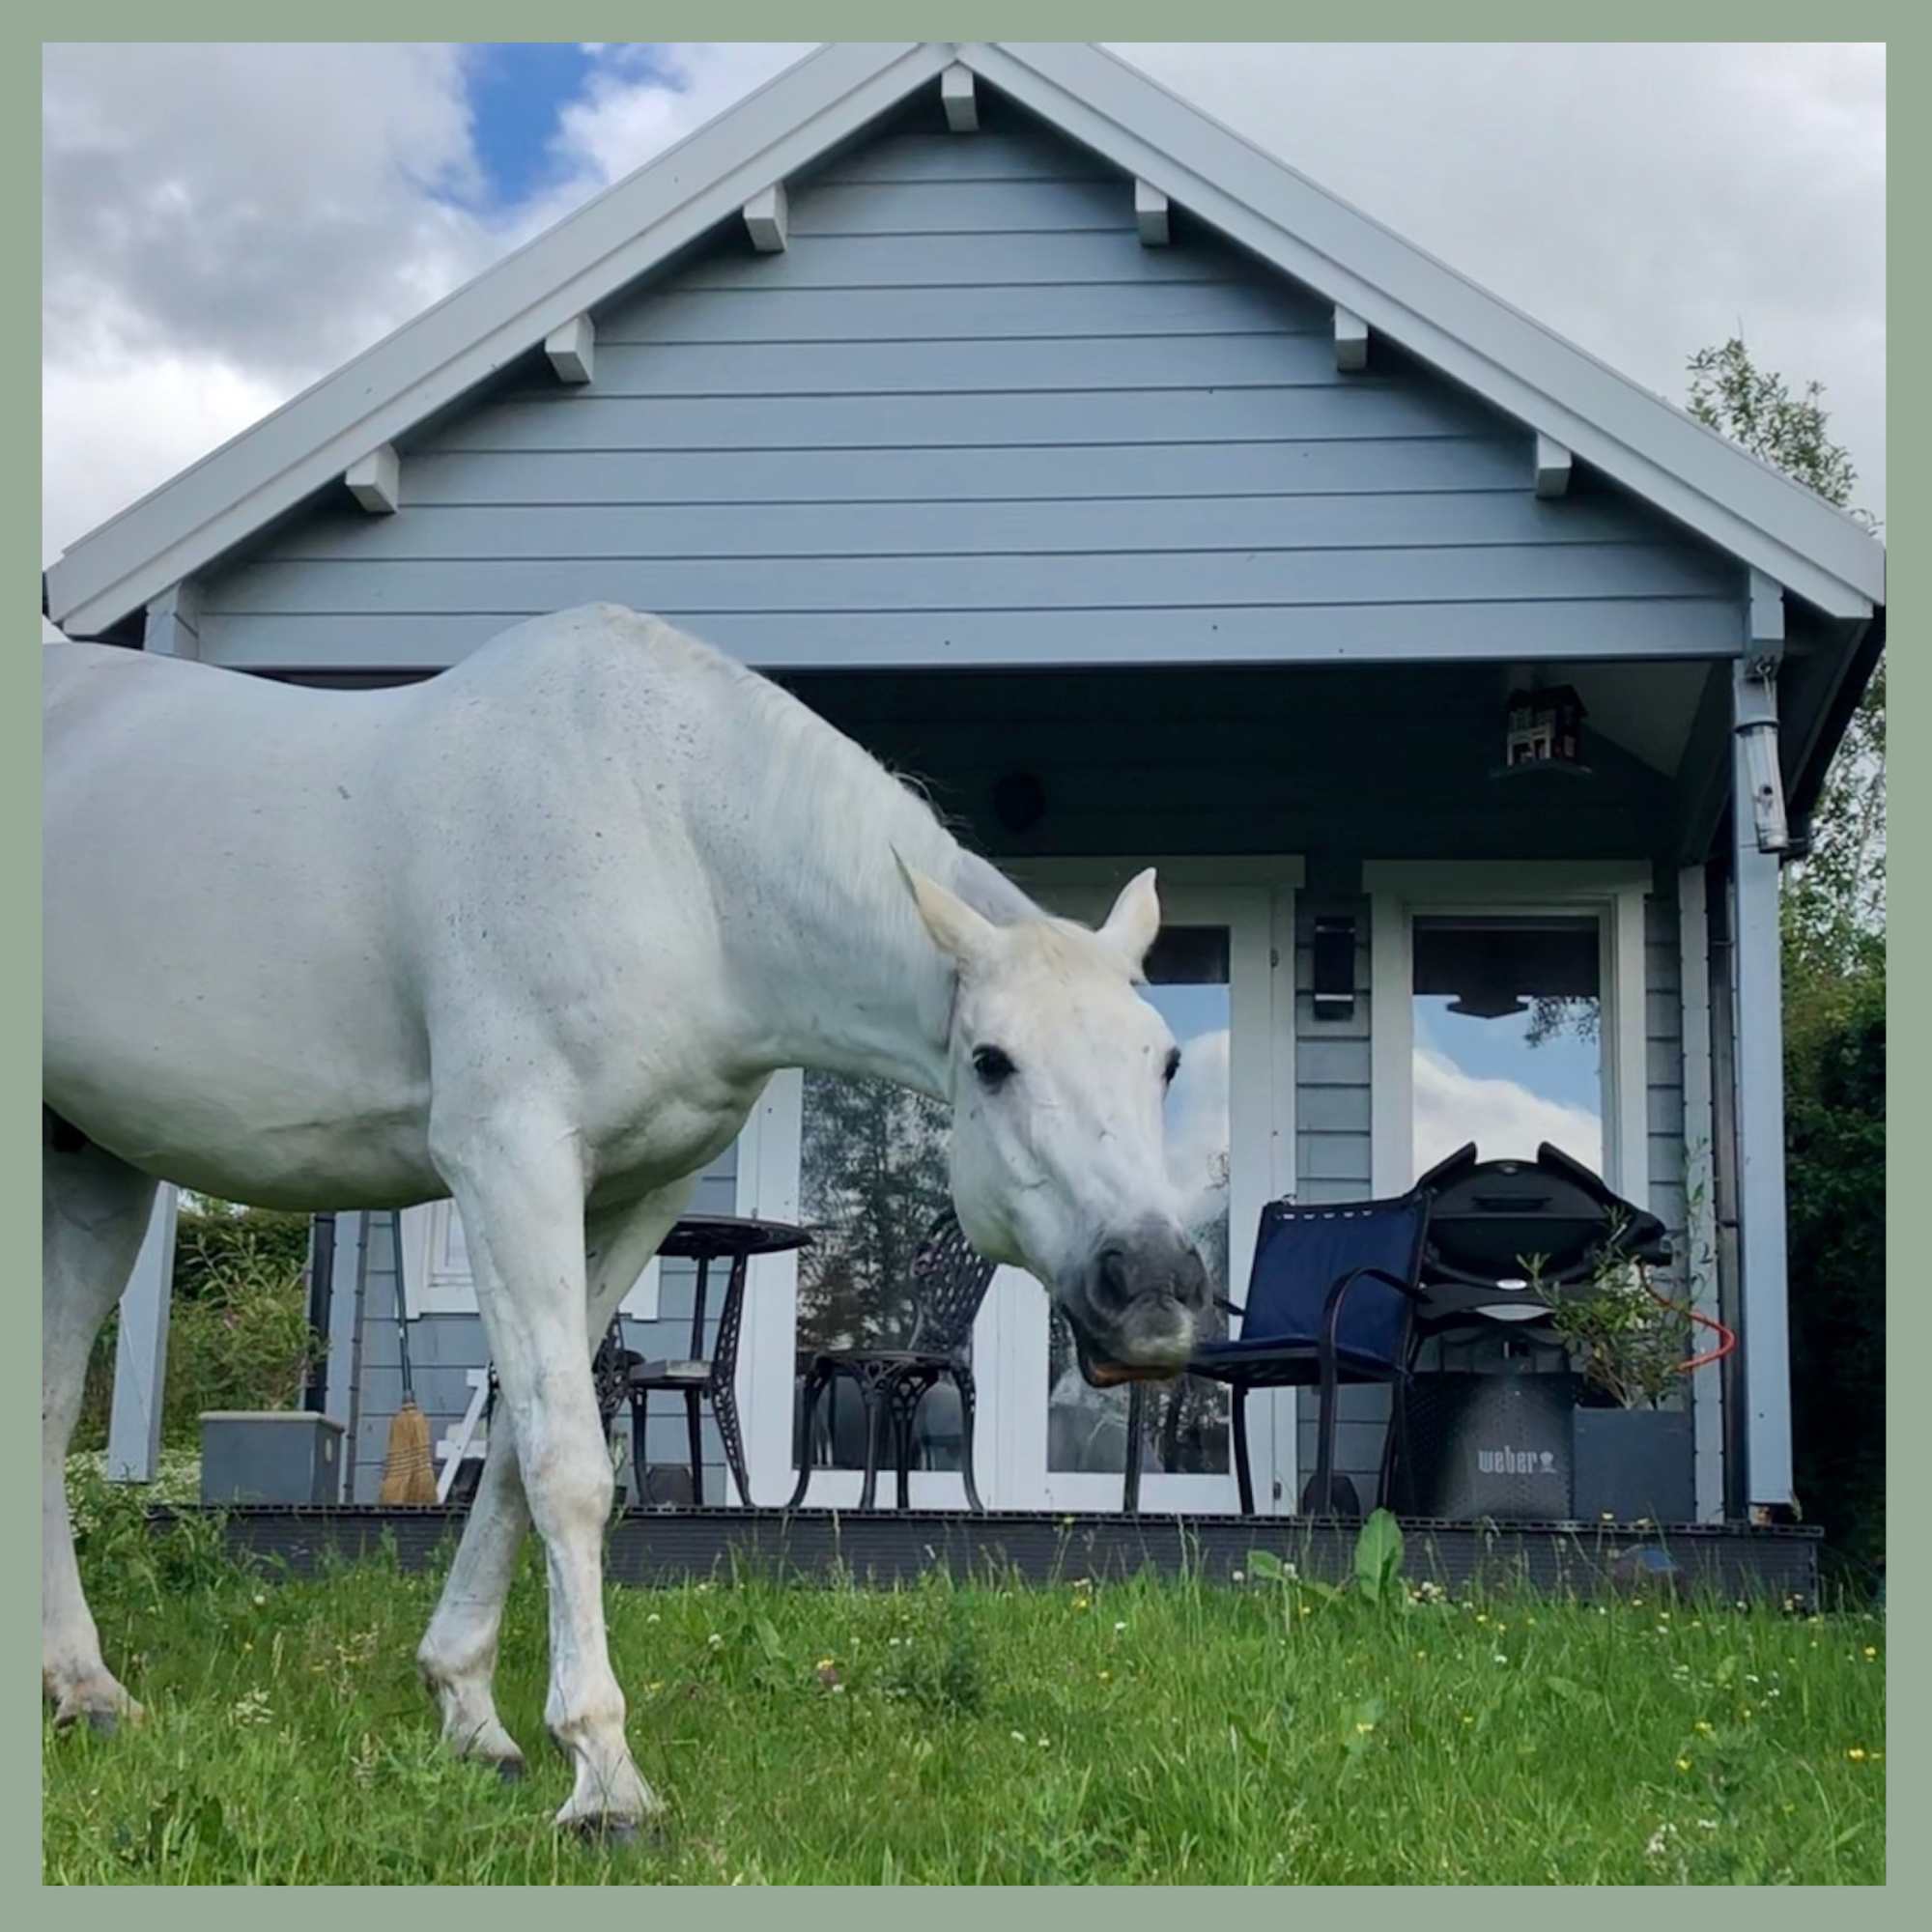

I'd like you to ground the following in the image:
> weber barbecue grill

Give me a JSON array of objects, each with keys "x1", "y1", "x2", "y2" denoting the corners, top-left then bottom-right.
[
  {"x1": 1387, "y1": 1142, "x2": 1675, "y2": 1520},
  {"x1": 1411, "y1": 1139, "x2": 1671, "y2": 1337}
]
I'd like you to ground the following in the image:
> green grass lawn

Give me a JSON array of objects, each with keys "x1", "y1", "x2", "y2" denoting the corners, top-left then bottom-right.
[{"x1": 44, "y1": 1486, "x2": 1885, "y2": 1884}]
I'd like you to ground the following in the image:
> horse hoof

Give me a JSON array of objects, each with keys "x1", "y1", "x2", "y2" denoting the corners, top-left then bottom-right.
[
  {"x1": 567, "y1": 1813, "x2": 652, "y2": 1849},
  {"x1": 495, "y1": 1756, "x2": 526, "y2": 1786},
  {"x1": 85, "y1": 1708, "x2": 119, "y2": 1739}
]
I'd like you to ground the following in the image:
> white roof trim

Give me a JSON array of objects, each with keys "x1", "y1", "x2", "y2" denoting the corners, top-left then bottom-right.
[{"x1": 46, "y1": 38, "x2": 1882, "y2": 635}]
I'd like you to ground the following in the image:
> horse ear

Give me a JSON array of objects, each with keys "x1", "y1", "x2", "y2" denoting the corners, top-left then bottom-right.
[
  {"x1": 1097, "y1": 867, "x2": 1161, "y2": 974},
  {"x1": 897, "y1": 855, "x2": 999, "y2": 967}
]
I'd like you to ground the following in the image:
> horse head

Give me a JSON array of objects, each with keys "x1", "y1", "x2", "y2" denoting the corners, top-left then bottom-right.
[{"x1": 901, "y1": 864, "x2": 1210, "y2": 1386}]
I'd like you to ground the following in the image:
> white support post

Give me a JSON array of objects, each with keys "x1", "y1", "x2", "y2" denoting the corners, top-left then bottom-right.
[
  {"x1": 1678, "y1": 865, "x2": 1724, "y2": 1521},
  {"x1": 1134, "y1": 179, "x2": 1170, "y2": 245},
  {"x1": 941, "y1": 63, "x2": 978, "y2": 131},
  {"x1": 106, "y1": 1187, "x2": 179, "y2": 1483},
  {"x1": 544, "y1": 313, "x2": 596, "y2": 384},
  {"x1": 143, "y1": 582, "x2": 201, "y2": 660},
  {"x1": 742, "y1": 185, "x2": 788, "y2": 254},
  {"x1": 1731, "y1": 649, "x2": 1793, "y2": 1511},
  {"x1": 1534, "y1": 434, "x2": 1573, "y2": 498},
  {"x1": 344, "y1": 444, "x2": 400, "y2": 514},
  {"x1": 1333, "y1": 305, "x2": 1368, "y2": 372}
]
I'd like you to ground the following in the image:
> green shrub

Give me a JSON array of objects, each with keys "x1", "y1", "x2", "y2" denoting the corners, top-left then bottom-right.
[
  {"x1": 1785, "y1": 956, "x2": 1885, "y2": 1580},
  {"x1": 74, "y1": 1201, "x2": 321, "y2": 1454}
]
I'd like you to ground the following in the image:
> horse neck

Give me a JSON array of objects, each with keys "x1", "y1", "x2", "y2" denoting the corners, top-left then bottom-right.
[{"x1": 698, "y1": 677, "x2": 1013, "y2": 1101}]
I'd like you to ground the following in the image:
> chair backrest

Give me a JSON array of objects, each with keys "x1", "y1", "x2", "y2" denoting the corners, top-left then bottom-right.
[
  {"x1": 906, "y1": 1209, "x2": 999, "y2": 1354},
  {"x1": 1240, "y1": 1193, "x2": 1431, "y2": 1367}
]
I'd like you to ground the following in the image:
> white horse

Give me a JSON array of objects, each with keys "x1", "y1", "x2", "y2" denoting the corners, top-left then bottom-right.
[{"x1": 43, "y1": 604, "x2": 1209, "y2": 1834}]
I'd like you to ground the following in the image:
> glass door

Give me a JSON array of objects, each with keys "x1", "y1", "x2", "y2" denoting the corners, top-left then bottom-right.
[
  {"x1": 734, "y1": 873, "x2": 1293, "y2": 1514},
  {"x1": 996, "y1": 878, "x2": 1280, "y2": 1514},
  {"x1": 1410, "y1": 914, "x2": 1606, "y2": 1180}
]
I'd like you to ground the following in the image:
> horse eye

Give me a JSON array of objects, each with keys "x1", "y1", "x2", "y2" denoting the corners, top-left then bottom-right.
[
  {"x1": 972, "y1": 1045, "x2": 1016, "y2": 1090},
  {"x1": 1163, "y1": 1047, "x2": 1182, "y2": 1087}
]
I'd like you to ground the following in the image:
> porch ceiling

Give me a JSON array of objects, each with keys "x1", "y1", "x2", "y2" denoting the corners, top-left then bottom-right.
[{"x1": 781, "y1": 658, "x2": 1711, "y2": 866}]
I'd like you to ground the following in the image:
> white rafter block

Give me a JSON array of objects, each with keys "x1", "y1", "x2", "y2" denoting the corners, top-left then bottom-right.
[
  {"x1": 1535, "y1": 433, "x2": 1574, "y2": 498},
  {"x1": 942, "y1": 63, "x2": 978, "y2": 131},
  {"x1": 544, "y1": 312, "x2": 596, "y2": 384},
  {"x1": 1333, "y1": 305, "x2": 1369, "y2": 372},
  {"x1": 344, "y1": 443, "x2": 400, "y2": 515},
  {"x1": 1134, "y1": 179, "x2": 1170, "y2": 246},
  {"x1": 742, "y1": 183, "x2": 789, "y2": 253}
]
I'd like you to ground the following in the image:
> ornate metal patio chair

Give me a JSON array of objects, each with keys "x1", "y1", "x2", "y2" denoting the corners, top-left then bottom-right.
[
  {"x1": 1126, "y1": 1190, "x2": 1433, "y2": 1517},
  {"x1": 787, "y1": 1208, "x2": 997, "y2": 1512}
]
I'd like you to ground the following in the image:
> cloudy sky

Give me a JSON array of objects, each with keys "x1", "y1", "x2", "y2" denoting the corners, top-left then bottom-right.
[{"x1": 42, "y1": 41, "x2": 1885, "y2": 581}]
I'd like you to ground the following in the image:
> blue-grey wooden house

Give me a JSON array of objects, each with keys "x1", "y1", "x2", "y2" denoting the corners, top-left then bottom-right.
[{"x1": 53, "y1": 43, "x2": 1883, "y2": 1521}]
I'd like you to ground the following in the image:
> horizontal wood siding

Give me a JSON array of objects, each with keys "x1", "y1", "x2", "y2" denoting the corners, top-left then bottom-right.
[
  {"x1": 1645, "y1": 891, "x2": 1690, "y2": 1259},
  {"x1": 345, "y1": 1151, "x2": 741, "y2": 1503},
  {"x1": 196, "y1": 99, "x2": 1738, "y2": 675},
  {"x1": 1292, "y1": 895, "x2": 1389, "y2": 1502}
]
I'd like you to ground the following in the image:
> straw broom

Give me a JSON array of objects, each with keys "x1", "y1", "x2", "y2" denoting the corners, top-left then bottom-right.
[{"x1": 379, "y1": 1208, "x2": 439, "y2": 1504}]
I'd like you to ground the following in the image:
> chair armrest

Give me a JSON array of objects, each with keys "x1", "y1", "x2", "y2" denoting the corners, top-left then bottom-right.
[
  {"x1": 1319, "y1": 1266, "x2": 1427, "y2": 1365},
  {"x1": 1321, "y1": 1265, "x2": 1427, "y2": 1316}
]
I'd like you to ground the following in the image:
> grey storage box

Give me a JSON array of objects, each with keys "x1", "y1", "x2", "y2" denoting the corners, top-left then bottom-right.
[
  {"x1": 201, "y1": 1410, "x2": 344, "y2": 1505},
  {"x1": 1573, "y1": 1407, "x2": 1695, "y2": 1523}
]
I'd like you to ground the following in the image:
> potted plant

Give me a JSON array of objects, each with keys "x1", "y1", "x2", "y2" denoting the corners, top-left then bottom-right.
[{"x1": 1546, "y1": 1246, "x2": 1697, "y2": 1525}]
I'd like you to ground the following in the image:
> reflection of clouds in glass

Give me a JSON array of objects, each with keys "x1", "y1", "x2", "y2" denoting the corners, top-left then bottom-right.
[
  {"x1": 1413, "y1": 1045, "x2": 1602, "y2": 1179},
  {"x1": 1164, "y1": 1026, "x2": 1229, "y2": 1203},
  {"x1": 1164, "y1": 1026, "x2": 1230, "y2": 1292}
]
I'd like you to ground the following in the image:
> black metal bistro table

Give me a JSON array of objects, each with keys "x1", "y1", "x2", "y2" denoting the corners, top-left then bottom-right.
[{"x1": 621, "y1": 1212, "x2": 811, "y2": 1511}]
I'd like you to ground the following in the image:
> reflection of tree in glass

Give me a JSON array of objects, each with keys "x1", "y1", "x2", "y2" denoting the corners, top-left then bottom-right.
[
  {"x1": 798, "y1": 1071, "x2": 951, "y2": 1351},
  {"x1": 1524, "y1": 996, "x2": 1601, "y2": 1049}
]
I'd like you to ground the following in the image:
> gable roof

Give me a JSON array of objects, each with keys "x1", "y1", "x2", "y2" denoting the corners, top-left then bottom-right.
[{"x1": 46, "y1": 39, "x2": 1883, "y2": 638}]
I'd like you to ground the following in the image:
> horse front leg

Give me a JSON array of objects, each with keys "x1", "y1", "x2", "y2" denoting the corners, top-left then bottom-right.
[
  {"x1": 417, "y1": 1180, "x2": 694, "y2": 1783},
  {"x1": 433, "y1": 1120, "x2": 651, "y2": 1836}
]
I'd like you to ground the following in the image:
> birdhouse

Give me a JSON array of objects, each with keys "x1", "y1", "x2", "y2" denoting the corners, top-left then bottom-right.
[{"x1": 1502, "y1": 685, "x2": 1587, "y2": 773}]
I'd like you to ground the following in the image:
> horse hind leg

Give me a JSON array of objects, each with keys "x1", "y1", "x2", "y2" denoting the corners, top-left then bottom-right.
[{"x1": 43, "y1": 1131, "x2": 160, "y2": 1733}]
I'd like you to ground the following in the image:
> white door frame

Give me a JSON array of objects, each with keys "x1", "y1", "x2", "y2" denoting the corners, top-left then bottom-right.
[
  {"x1": 1365, "y1": 860, "x2": 1651, "y2": 1203},
  {"x1": 734, "y1": 856, "x2": 1305, "y2": 1514}
]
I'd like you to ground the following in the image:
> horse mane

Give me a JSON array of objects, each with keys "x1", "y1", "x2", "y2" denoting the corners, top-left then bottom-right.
[{"x1": 688, "y1": 633, "x2": 1046, "y2": 938}]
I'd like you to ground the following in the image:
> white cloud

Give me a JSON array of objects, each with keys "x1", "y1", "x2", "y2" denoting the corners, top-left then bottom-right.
[
  {"x1": 1412, "y1": 1046, "x2": 1602, "y2": 1179},
  {"x1": 40, "y1": 42, "x2": 819, "y2": 571},
  {"x1": 1115, "y1": 43, "x2": 1886, "y2": 526}
]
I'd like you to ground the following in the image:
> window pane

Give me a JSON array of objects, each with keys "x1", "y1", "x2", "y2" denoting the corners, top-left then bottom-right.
[
  {"x1": 1048, "y1": 926, "x2": 1233, "y2": 1476},
  {"x1": 1411, "y1": 914, "x2": 1604, "y2": 1180},
  {"x1": 794, "y1": 1072, "x2": 960, "y2": 1470}
]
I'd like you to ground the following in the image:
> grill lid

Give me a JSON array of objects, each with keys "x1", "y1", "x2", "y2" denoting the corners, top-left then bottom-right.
[{"x1": 1416, "y1": 1140, "x2": 1670, "y2": 1288}]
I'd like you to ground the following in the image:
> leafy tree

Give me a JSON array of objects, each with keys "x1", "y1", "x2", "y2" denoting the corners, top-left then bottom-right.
[{"x1": 1687, "y1": 337, "x2": 1885, "y2": 974}]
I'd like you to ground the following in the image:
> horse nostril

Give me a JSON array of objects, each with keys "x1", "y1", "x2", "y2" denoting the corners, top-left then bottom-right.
[
  {"x1": 1178, "y1": 1249, "x2": 1209, "y2": 1312},
  {"x1": 1096, "y1": 1246, "x2": 1132, "y2": 1311}
]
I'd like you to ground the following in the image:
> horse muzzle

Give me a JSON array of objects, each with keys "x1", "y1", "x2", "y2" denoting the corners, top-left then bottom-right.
[{"x1": 1066, "y1": 1224, "x2": 1208, "y2": 1387}]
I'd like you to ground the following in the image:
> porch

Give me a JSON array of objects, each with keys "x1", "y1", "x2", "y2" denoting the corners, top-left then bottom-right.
[
  {"x1": 170, "y1": 1503, "x2": 1824, "y2": 1605},
  {"x1": 111, "y1": 641, "x2": 1815, "y2": 1536}
]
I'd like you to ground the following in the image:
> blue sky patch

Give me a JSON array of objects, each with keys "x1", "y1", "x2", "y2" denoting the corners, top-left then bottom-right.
[{"x1": 461, "y1": 43, "x2": 599, "y2": 208}]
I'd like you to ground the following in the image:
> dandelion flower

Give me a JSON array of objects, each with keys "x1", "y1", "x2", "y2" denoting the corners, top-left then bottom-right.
[
  {"x1": 1676, "y1": 1758, "x2": 1691, "y2": 1773},
  {"x1": 1847, "y1": 1747, "x2": 1867, "y2": 1762}
]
